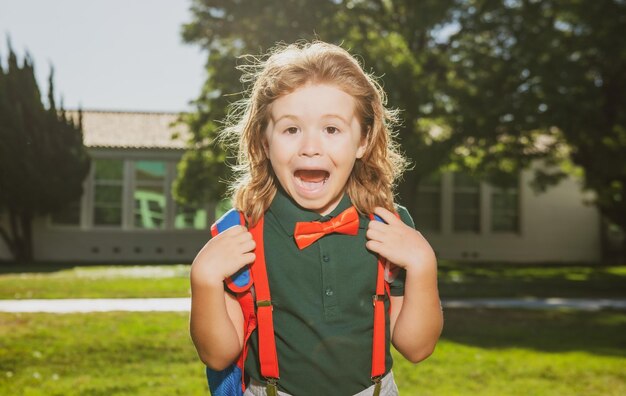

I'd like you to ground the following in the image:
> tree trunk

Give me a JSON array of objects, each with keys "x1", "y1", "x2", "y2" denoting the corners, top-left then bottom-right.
[
  {"x1": 7, "y1": 209, "x2": 34, "y2": 264},
  {"x1": 21, "y1": 211, "x2": 34, "y2": 263},
  {"x1": 600, "y1": 216, "x2": 626, "y2": 265},
  {"x1": 0, "y1": 219, "x2": 17, "y2": 260}
]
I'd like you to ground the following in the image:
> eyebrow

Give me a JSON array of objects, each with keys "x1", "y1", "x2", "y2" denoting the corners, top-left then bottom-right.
[
  {"x1": 272, "y1": 113, "x2": 352, "y2": 124},
  {"x1": 272, "y1": 114, "x2": 299, "y2": 124}
]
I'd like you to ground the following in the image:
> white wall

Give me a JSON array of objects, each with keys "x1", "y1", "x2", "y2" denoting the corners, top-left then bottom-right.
[
  {"x1": 423, "y1": 166, "x2": 601, "y2": 263},
  {"x1": 0, "y1": 157, "x2": 602, "y2": 264},
  {"x1": 29, "y1": 218, "x2": 212, "y2": 263},
  {"x1": 0, "y1": 147, "x2": 216, "y2": 263}
]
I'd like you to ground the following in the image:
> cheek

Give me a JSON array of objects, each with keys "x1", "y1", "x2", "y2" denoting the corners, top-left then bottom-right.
[{"x1": 267, "y1": 145, "x2": 291, "y2": 174}]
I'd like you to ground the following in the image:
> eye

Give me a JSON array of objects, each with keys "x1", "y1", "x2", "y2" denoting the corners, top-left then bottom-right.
[
  {"x1": 284, "y1": 126, "x2": 298, "y2": 134},
  {"x1": 325, "y1": 126, "x2": 340, "y2": 134}
]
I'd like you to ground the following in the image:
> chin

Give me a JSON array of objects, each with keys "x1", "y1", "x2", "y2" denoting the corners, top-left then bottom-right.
[{"x1": 289, "y1": 192, "x2": 340, "y2": 216}]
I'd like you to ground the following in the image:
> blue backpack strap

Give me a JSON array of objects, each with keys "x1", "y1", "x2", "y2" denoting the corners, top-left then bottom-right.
[
  {"x1": 210, "y1": 208, "x2": 253, "y2": 293},
  {"x1": 207, "y1": 208, "x2": 254, "y2": 396},
  {"x1": 207, "y1": 365, "x2": 243, "y2": 396}
]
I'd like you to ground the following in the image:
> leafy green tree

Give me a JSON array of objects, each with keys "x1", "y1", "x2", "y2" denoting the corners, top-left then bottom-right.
[
  {"x1": 440, "y1": 0, "x2": 626, "y2": 254},
  {"x1": 178, "y1": 0, "x2": 625, "y2": 252},
  {"x1": 0, "y1": 44, "x2": 91, "y2": 263},
  {"x1": 176, "y1": 0, "x2": 458, "y2": 215}
]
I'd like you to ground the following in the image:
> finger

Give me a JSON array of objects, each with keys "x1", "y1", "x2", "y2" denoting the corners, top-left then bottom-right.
[
  {"x1": 366, "y1": 227, "x2": 387, "y2": 242},
  {"x1": 219, "y1": 225, "x2": 247, "y2": 238},
  {"x1": 232, "y1": 225, "x2": 249, "y2": 234},
  {"x1": 366, "y1": 240, "x2": 392, "y2": 261},
  {"x1": 240, "y1": 252, "x2": 256, "y2": 265},
  {"x1": 373, "y1": 207, "x2": 401, "y2": 225},
  {"x1": 232, "y1": 252, "x2": 255, "y2": 269},
  {"x1": 233, "y1": 230, "x2": 254, "y2": 244},
  {"x1": 367, "y1": 219, "x2": 388, "y2": 232},
  {"x1": 365, "y1": 240, "x2": 384, "y2": 255},
  {"x1": 229, "y1": 253, "x2": 255, "y2": 276},
  {"x1": 239, "y1": 238, "x2": 256, "y2": 253}
]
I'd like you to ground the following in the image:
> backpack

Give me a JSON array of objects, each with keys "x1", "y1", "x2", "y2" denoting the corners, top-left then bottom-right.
[{"x1": 206, "y1": 208, "x2": 397, "y2": 396}]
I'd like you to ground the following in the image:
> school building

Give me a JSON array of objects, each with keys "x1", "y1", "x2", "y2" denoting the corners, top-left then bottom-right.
[{"x1": 0, "y1": 110, "x2": 602, "y2": 263}]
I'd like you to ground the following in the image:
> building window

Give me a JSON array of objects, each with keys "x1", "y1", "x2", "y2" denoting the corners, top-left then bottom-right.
[
  {"x1": 175, "y1": 204, "x2": 208, "y2": 229},
  {"x1": 491, "y1": 185, "x2": 519, "y2": 232},
  {"x1": 93, "y1": 159, "x2": 124, "y2": 227},
  {"x1": 50, "y1": 198, "x2": 81, "y2": 226},
  {"x1": 134, "y1": 160, "x2": 166, "y2": 229},
  {"x1": 415, "y1": 173, "x2": 441, "y2": 232},
  {"x1": 173, "y1": 164, "x2": 209, "y2": 230},
  {"x1": 453, "y1": 172, "x2": 480, "y2": 233}
]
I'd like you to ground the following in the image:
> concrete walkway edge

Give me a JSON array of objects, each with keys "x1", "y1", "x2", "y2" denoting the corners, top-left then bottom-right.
[{"x1": 1, "y1": 297, "x2": 625, "y2": 313}]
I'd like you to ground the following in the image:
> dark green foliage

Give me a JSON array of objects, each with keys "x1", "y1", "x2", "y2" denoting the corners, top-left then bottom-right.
[
  {"x1": 0, "y1": 42, "x2": 91, "y2": 263},
  {"x1": 176, "y1": 0, "x2": 460, "y2": 213},
  {"x1": 177, "y1": 0, "x2": 625, "y2": 236},
  {"x1": 445, "y1": 0, "x2": 626, "y2": 231}
]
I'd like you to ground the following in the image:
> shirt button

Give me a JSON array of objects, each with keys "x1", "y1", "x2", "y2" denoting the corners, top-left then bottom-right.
[
  {"x1": 322, "y1": 254, "x2": 330, "y2": 262},
  {"x1": 325, "y1": 288, "x2": 334, "y2": 296}
]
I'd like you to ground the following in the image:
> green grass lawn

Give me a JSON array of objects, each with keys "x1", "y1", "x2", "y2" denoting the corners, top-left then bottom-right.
[
  {"x1": 0, "y1": 265, "x2": 191, "y2": 299},
  {"x1": 0, "y1": 262, "x2": 624, "y2": 394},
  {"x1": 0, "y1": 309, "x2": 624, "y2": 395},
  {"x1": 1, "y1": 262, "x2": 625, "y2": 299},
  {"x1": 438, "y1": 261, "x2": 626, "y2": 298}
]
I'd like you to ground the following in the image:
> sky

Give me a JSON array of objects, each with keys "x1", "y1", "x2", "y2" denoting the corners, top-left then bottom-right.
[{"x1": 0, "y1": 0, "x2": 207, "y2": 112}]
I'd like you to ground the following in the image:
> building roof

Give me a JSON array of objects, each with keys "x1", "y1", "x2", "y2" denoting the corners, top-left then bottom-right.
[{"x1": 66, "y1": 110, "x2": 192, "y2": 149}]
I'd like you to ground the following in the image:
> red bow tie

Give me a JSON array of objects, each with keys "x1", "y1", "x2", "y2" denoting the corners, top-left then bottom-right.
[{"x1": 293, "y1": 206, "x2": 360, "y2": 249}]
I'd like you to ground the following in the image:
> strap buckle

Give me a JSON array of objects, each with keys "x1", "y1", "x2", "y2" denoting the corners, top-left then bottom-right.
[
  {"x1": 265, "y1": 377, "x2": 279, "y2": 396},
  {"x1": 372, "y1": 294, "x2": 386, "y2": 307},
  {"x1": 257, "y1": 299, "x2": 273, "y2": 309},
  {"x1": 371, "y1": 375, "x2": 383, "y2": 396},
  {"x1": 371, "y1": 374, "x2": 383, "y2": 383}
]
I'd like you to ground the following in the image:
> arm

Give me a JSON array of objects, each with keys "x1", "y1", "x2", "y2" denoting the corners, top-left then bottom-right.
[
  {"x1": 366, "y1": 207, "x2": 443, "y2": 363},
  {"x1": 189, "y1": 225, "x2": 256, "y2": 370}
]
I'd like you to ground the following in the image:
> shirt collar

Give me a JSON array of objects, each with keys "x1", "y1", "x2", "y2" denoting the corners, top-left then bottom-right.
[{"x1": 268, "y1": 186, "x2": 365, "y2": 236}]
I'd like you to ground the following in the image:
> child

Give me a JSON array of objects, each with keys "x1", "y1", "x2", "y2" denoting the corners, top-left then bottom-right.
[{"x1": 190, "y1": 41, "x2": 443, "y2": 396}]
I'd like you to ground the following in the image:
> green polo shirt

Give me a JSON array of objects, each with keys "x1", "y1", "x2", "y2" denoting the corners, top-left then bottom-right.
[{"x1": 242, "y1": 188, "x2": 414, "y2": 395}]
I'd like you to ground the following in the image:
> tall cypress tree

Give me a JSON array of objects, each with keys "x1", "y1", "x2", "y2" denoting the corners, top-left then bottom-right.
[{"x1": 0, "y1": 42, "x2": 90, "y2": 264}]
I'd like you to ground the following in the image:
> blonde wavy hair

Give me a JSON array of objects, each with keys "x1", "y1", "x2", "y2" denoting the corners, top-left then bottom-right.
[{"x1": 221, "y1": 41, "x2": 408, "y2": 225}]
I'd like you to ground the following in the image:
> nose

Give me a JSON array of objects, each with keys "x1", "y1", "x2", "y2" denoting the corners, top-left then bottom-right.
[{"x1": 298, "y1": 130, "x2": 322, "y2": 157}]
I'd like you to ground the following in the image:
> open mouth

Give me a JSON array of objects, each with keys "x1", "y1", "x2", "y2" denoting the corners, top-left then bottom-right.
[{"x1": 294, "y1": 169, "x2": 330, "y2": 192}]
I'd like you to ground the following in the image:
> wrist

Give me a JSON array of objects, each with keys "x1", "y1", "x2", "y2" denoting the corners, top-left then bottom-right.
[
  {"x1": 404, "y1": 254, "x2": 437, "y2": 277},
  {"x1": 190, "y1": 268, "x2": 226, "y2": 289}
]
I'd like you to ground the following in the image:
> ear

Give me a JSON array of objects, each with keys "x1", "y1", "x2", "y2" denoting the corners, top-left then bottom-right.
[
  {"x1": 355, "y1": 127, "x2": 369, "y2": 159},
  {"x1": 261, "y1": 127, "x2": 270, "y2": 157},
  {"x1": 262, "y1": 137, "x2": 269, "y2": 157}
]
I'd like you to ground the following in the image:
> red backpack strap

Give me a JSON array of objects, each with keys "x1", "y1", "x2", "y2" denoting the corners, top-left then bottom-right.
[
  {"x1": 211, "y1": 211, "x2": 280, "y2": 392},
  {"x1": 234, "y1": 291, "x2": 257, "y2": 392},
  {"x1": 369, "y1": 213, "x2": 399, "y2": 390},
  {"x1": 248, "y1": 216, "x2": 281, "y2": 392},
  {"x1": 371, "y1": 254, "x2": 387, "y2": 387},
  {"x1": 216, "y1": 210, "x2": 392, "y2": 393}
]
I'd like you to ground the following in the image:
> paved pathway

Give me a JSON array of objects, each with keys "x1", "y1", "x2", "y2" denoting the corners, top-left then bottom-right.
[
  {"x1": 443, "y1": 297, "x2": 626, "y2": 311},
  {"x1": 0, "y1": 298, "x2": 191, "y2": 313},
  {"x1": 1, "y1": 297, "x2": 625, "y2": 313}
]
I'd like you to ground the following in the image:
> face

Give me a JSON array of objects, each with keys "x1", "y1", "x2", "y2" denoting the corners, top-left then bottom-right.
[{"x1": 264, "y1": 83, "x2": 367, "y2": 216}]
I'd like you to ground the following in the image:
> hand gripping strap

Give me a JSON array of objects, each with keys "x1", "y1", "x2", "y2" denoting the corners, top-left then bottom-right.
[
  {"x1": 372, "y1": 214, "x2": 400, "y2": 283},
  {"x1": 206, "y1": 209, "x2": 258, "y2": 394},
  {"x1": 210, "y1": 208, "x2": 253, "y2": 293}
]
